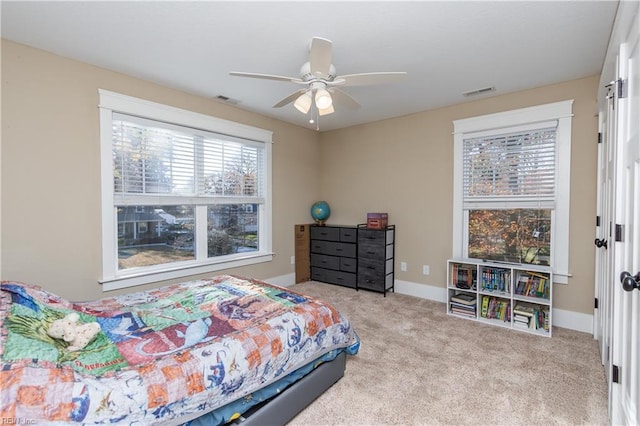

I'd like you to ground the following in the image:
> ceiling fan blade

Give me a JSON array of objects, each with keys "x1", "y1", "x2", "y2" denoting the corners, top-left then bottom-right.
[
  {"x1": 339, "y1": 72, "x2": 407, "y2": 86},
  {"x1": 230, "y1": 71, "x2": 303, "y2": 84},
  {"x1": 273, "y1": 89, "x2": 307, "y2": 108},
  {"x1": 328, "y1": 88, "x2": 360, "y2": 110},
  {"x1": 309, "y1": 37, "x2": 333, "y2": 78}
]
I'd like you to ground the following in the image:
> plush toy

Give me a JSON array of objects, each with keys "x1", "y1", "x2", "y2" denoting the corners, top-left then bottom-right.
[{"x1": 47, "y1": 312, "x2": 101, "y2": 351}]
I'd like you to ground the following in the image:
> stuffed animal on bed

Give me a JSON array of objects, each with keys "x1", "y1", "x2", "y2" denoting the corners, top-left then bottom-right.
[{"x1": 47, "y1": 312, "x2": 101, "y2": 351}]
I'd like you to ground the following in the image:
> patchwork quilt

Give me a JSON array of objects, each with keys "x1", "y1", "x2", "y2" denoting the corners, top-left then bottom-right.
[{"x1": 0, "y1": 275, "x2": 360, "y2": 425}]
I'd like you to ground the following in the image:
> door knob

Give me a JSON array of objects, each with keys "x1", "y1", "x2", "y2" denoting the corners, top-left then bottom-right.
[
  {"x1": 595, "y1": 238, "x2": 608, "y2": 249},
  {"x1": 620, "y1": 271, "x2": 640, "y2": 292}
]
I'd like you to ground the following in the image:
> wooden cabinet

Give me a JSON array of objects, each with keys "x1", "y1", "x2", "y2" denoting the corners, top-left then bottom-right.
[
  {"x1": 447, "y1": 258, "x2": 552, "y2": 337},
  {"x1": 357, "y1": 224, "x2": 395, "y2": 296},
  {"x1": 294, "y1": 224, "x2": 311, "y2": 283},
  {"x1": 310, "y1": 225, "x2": 358, "y2": 289}
]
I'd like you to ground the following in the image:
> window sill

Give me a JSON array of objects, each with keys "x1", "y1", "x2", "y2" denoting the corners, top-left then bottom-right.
[{"x1": 100, "y1": 252, "x2": 274, "y2": 291}]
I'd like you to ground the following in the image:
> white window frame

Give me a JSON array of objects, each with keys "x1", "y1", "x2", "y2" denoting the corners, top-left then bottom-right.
[
  {"x1": 452, "y1": 100, "x2": 573, "y2": 283},
  {"x1": 99, "y1": 90, "x2": 273, "y2": 291}
]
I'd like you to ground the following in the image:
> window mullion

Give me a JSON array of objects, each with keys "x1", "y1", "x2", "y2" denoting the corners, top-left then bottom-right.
[{"x1": 195, "y1": 205, "x2": 208, "y2": 261}]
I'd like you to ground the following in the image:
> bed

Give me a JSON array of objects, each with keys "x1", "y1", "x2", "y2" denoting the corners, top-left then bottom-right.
[{"x1": 0, "y1": 275, "x2": 360, "y2": 425}]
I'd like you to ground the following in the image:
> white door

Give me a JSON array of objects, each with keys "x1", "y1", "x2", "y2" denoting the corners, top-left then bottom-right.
[
  {"x1": 595, "y1": 84, "x2": 615, "y2": 362},
  {"x1": 610, "y1": 7, "x2": 640, "y2": 425},
  {"x1": 594, "y1": 85, "x2": 616, "y2": 379}
]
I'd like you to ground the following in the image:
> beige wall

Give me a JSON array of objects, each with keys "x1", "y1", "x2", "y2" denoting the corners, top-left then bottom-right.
[
  {"x1": 319, "y1": 76, "x2": 599, "y2": 315},
  {"x1": 1, "y1": 40, "x2": 321, "y2": 300},
  {"x1": 2, "y1": 39, "x2": 599, "y2": 316}
]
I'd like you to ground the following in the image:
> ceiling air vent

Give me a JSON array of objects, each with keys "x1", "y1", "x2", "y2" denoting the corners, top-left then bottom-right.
[
  {"x1": 214, "y1": 95, "x2": 239, "y2": 105},
  {"x1": 462, "y1": 86, "x2": 495, "y2": 97}
]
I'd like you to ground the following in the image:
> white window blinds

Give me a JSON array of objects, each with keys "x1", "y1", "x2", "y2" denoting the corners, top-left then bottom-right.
[
  {"x1": 462, "y1": 124, "x2": 557, "y2": 206},
  {"x1": 112, "y1": 113, "x2": 264, "y2": 203}
]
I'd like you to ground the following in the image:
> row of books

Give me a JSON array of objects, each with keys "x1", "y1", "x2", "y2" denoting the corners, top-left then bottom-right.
[
  {"x1": 480, "y1": 268, "x2": 511, "y2": 293},
  {"x1": 450, "y1": 264, "x2": 477, "y2": 290},
  {"x1": 514, "y1": 272, "x2": 550, "y2": 300},
  {"x1": 449, "y1": 292, "x2": 476, "y2": 317},
  {"x1": 480, "y1": 295, "x2": 511, "y2": 322},
  {"x1": 513, "y1": 303, "x2": 550, "y2": 331},
  {"x1": 450, "y1": 294, "x2": 549, "y2": 333}
]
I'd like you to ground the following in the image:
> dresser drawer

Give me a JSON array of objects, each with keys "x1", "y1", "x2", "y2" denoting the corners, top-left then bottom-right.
[
  {"x1": 358, "y1": 258, "x2": 385, "y2": 276},
  {"x1": 358, "y1": 243, "x2": 385, "y2": 260},
  {"x1": 340, "y1": 227, "x2": 357, "y2": 243},
  {"x1": 311, "y1": 240, "x2": 356, "y2": 258},
  {"x1": 340, "y1": 257, "x2": 357, "y2": 272},
  {"x1": 311, "y1": 267, "x2": 356, "y2": 288},
  {"x1": 358, "y1": 273, "x2": 393, "y2": 292},
  {"x1": 310, "y1": 253, "x2": 340, "y2": 270},
  {"x1": 311, "y1": 226, "x2": 340, "y2": 241},
  {"x1": 359, "y1": 228, "x2": 394, "y2": 243}
]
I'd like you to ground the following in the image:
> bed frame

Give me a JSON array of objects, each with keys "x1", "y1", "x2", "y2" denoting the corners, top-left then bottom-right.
[{"x1": 229, "y1": 351, "x2": 347, "y2": 425}]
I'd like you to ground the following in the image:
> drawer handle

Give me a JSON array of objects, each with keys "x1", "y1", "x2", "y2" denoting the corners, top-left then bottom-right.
[
  {"x1": 366, "y1": 279, "x2": 374, "y2": 284},
  {"x1": 367, "y1": 251, "x2": 376, "y2": 255},
  {"x1": 336, "y1": 248, "x2": 343, "y2": 252},
  {"x1": 367, "y1": 266, "x2": 375, "y2": 270},
  {"x1": 321, "y1": 260, "x2": 327, "y2": 264}
]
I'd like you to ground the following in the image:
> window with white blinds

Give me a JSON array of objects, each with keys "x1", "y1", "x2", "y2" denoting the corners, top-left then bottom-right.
[
  {"x1": 112, "y1": 114, "x2": 264, "y2": 203},
  {"x1": 463, "y1": 125, "x2": 557, "y2": 208},
  {"x1": 99, "y1": 90, "x2": 273, "y2": 291},
  {"x1": 452, "y1": 100, "x2": 573, "y2": 283}
]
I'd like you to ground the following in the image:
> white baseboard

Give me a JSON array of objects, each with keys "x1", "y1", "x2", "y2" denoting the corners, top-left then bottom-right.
[
  {"x1": 395, "y1": 279, "x2": 448, "y2": 303},
  {"x1": 394, "y1": 279, "x2": 594, "y2": 335},
  {"x1": 552, "y1": 308, "x2": 593, "y2": 334},
  {"x1": 265, "y1": 273, "x2": 296, "y2": 288}
]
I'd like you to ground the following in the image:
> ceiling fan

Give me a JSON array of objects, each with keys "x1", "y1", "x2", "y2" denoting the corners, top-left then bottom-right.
[{"x1": 230, "y1": 37, "x2": 407, "y2": 120}]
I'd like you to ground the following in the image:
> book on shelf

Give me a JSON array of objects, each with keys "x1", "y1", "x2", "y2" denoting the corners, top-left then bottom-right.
[
  {"x1": 451, "y1": 307, "x2": 476, "y2": 317},
  {"x1": 513, "y1": 304, "x2": 535, "y2": 316},
  {"x1": 514, "y1": 271, "x2": 550, "y2": 299},
  {"x1": 451, "y1": 293, "x2": 476, "y2": 305},
  {"x1": 481, "y1": 295, "x2": 489, "y2": 318},
  {"x1": 450, "y1": 301, "x2": 476, "y2": 310},
  {"x1": 513, "y1": 320, "x2": 529, "y2": 329},
  {"x1": 451, "y1": 263, "x2": 477, "y2": 289},
  {"x1": 480, "y1": 268, "x2": 510, "y2": 293}
]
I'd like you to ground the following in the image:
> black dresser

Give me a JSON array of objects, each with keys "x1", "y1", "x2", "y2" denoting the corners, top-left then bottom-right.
[
  {"x1": 310, "y1": 225, "x2": 358, "y2": 288},
  {"x1": 357, "y1": 224, "x2": 395, "y2": 296},
  {"x1": 309, "y1": 224, "x2": 395, "y2": 296}
]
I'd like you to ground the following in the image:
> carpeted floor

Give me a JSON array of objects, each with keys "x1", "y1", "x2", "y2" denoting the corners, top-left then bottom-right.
[{"x1": 287, "y1": 281, "x2": 609, "y2": 426}]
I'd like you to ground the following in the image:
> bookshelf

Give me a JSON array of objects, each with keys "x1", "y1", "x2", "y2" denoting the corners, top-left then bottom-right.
[{"x1": 447, "y1": 258, "x2": 552, "y2": 337}]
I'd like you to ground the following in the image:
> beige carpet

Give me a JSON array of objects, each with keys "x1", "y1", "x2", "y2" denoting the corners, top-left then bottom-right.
[{"x1": 287, "y1": 281, "x2": 608, "y2": 426}]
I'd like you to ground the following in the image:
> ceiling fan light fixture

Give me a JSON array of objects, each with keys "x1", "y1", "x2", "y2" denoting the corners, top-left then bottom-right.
[
  {"x1": 319, "y1": 104, "x2": 334, "y2": 116},
  {"x1": 315, "y1": 88, "x2": 333, "y2": 109},
  {"x1": 294, "y1": 91, "x2": 312, "y2": 114}
]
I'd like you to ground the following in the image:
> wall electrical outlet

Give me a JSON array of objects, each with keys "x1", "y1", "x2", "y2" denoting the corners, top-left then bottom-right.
[
  {"x1": 291, "y1": 256, "x2": 295, "y2": 265},
  {"x1": 423, "y1": 265, "x2": 430, "y2": 275},
  {"x1": 400, "y1": 262, "x2": 407, "y2": 272}
]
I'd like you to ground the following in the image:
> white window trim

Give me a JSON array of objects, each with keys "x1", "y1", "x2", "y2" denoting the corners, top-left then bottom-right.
[
  {"x1": 98, "y1": 89, "x2": 273, "y2": 291},
  {"x1": 452, "y1": 100, "x2": 573, "y2": 283}
]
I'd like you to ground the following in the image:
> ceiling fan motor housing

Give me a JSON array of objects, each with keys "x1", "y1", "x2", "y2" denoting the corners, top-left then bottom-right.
[{"x1": 300, "y1": 62, "x2": 337, "y2": 82}]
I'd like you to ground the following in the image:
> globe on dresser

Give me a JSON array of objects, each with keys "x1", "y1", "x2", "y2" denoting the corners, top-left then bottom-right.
[{"x1": 310, "y1": 201, "x2": 331, "y2": 225}]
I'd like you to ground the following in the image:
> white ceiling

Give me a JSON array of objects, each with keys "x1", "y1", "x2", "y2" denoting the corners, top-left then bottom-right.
[{"x1": 1, "y1": 1, "x2": 618, "y2": 132}]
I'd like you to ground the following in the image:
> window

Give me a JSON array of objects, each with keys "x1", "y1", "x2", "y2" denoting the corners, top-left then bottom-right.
[
  {"x1": 452, "y1": 100, "x2": 573, "y2": 283},
  {"x1": 99, "y1": 90, "x2": 273, "y2": 290}
]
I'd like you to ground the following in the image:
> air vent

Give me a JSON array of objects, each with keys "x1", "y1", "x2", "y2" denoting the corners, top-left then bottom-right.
[
  {"x1": 214, "y1": 95, "x2": 239, "y2": 105},
  {"x1": 462, "y1": 86, "x2": 496, "y2": 97}
]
